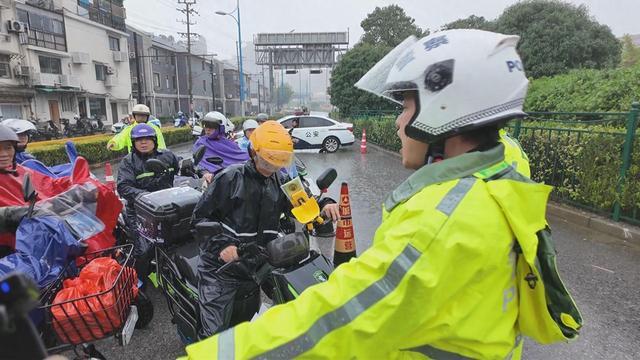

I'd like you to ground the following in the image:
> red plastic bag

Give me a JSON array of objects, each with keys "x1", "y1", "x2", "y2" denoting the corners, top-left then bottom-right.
[{"x1": 51, "y1": 256, "x2": 137, "y2": 344}]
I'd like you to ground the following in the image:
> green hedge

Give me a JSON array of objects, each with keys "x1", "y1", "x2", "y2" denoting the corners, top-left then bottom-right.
[
  {"x1": 29, "y1": 127, "x2": 192, "y2": 166},
  {"x1": 352, "y1": 117, "x2": 640, "y2": 222},
  {"x1": 353, "y1": 116, "x2": 401, "y2": 152},
  {"x1": 525, "y1": 64, "x2": 640, "y2": 112}
]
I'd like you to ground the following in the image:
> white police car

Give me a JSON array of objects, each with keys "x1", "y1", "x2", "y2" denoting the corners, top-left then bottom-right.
[{"x1": 278, "y1": 115, "x2": 354, "y2": 153}]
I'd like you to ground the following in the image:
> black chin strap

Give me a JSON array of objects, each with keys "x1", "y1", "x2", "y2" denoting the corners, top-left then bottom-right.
[{"x1": 425, "y1": 140, "x2": 445, "y2": 165}]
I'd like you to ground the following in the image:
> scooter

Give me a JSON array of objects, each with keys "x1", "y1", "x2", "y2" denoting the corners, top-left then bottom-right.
[
  {"x1": 154, "y1": 167, "x2": 338, "y2": 344},
  {"x1": 174, "y1": 115, "x2": 188, "y2": 128},
  {"x1": 89, "y1": 116, "x2": 106, "y2": 133}
]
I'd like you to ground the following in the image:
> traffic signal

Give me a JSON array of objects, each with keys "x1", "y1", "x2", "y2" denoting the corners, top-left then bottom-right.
[
  {"x1": 310, "y1": 69, "x2": 322, "y2": 74},
  {"x1": 285, "y1": 69, "x2": 298, "y2": 74}
]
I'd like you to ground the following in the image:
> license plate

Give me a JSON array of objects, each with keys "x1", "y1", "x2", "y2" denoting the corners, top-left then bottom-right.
[{"x1": 121, "y1": 305, "x2": 138, "y2": 346}]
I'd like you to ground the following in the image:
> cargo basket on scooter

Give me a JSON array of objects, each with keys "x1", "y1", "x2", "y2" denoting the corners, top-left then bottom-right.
[{"x1": 38, "y1": 245, "x2": 137, "y2": 346}]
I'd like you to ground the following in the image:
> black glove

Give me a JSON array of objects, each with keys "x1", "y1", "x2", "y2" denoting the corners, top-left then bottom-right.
[
  {"x1": 279, "y1": 216, "x2": 296, "y2": 234},
  {"x1": 0, "y1": 206, "x2": 29, "y2": 233},
  {"x1": 180, "y1": 158, "x2": 195, "y2": 177}
]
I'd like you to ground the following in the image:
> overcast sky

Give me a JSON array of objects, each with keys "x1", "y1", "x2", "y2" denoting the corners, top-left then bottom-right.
[
  {"x1": 126, "y1": 0, "x2": 639, "y2": 60},
  {"x1": 125, "y1": 0, "x2": 638, "y2": 98}
]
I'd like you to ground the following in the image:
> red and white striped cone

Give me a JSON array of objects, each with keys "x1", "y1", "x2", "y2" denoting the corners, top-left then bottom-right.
[
  {"x1": 105, "y1": 162, "x2": 116, "y2": 191},
  {"x1": 360, "y1": 128, "x2": 367, "y2": 154},
  {"x1": 334, "y1": 182, "x2": 357, "y2": 267}
]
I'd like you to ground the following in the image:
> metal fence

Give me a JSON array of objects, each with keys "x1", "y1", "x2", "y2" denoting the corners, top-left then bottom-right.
[{"x1": 346, "y1": 103, "x2": 640, "y2": 225}]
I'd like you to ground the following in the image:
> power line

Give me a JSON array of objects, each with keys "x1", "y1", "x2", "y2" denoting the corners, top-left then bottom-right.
[{"x1": 127, "y1": 19, "x2": 183, "y2": 35}]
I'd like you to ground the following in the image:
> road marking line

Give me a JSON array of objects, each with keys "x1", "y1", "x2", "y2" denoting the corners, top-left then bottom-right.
[{"x1": 590, "y1": 264, "x2": 615, "y2": 274}]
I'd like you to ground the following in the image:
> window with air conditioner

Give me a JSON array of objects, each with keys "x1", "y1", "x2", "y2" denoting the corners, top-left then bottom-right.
[
  {"x1": 39, "y1": 56, "x2": 62, "y2": 74},
  {"x1": 0, "y1": 55, "x2": 10, "y2": 78},
  {"x1": 165, "y1": 75, "x2": 169, "y2": 89},
  {"x1": 153, "y1": 73, "x2": 160, "y2": 88}
]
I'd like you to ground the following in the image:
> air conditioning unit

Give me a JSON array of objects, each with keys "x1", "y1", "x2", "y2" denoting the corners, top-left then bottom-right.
[
  {"x1": 105, "y1": 66, "x2": 115, "y2": 75},
  {"x1": 71, "y1": 52, "x2": 90, "y2": 64},
  {"x1": 113, "y1": 51, "x2": 127, "y2": 62},
  {"x1": 104, "y1": 74, "x2": 117, "y2": 87},
  {"x1": 13, "y1": 66, "x2": 31, "y2": 77},
  {"x1": 60, "y1": 75, "x2": 79, "y2": 87},
  {"x1": 31, "y1": 72, "x2": 44, "y2": 86},
  {"x1": 7, "y1": 20, "x2": 28, "y2": 33}
]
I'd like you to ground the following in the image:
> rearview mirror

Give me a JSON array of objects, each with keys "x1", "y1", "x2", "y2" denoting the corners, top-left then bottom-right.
[
  {"x1": 195, "y1": 222, "x2": 223, "y2": 238},
  {"x1": 22, "y1": 173, "x2": 37, "y2": 203},
  {"x1": 316, "y1": 168, "x2": 337, "y2": 191},
  {"x1": 145, "y1": 159, "x2": 168, "y2": 174},
  {"x1": 193, "y1": 146, "x2": 206, "y2": 166},
  {"x1": 206, "y1": 156, "x2": 224, "y2": 166}
]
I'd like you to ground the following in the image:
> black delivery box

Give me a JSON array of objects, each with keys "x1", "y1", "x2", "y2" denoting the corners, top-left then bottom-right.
[{"x1": 135, "y1": 187, "x2": 202, "y2": 246}]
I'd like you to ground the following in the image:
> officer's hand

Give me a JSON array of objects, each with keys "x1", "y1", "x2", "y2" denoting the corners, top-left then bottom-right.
[
  {"x1": 220, "y1": 245, "x2": 239, "y2": 263},
  {"x1": 203, "y1": 173, "x2": 214, "y2": 184},
  {"x1": 107, "y1": 142, "x2": 115, "y2": 150},
  {"x1": 321, "y1": 203, "x2": 340, "y2": 222}
]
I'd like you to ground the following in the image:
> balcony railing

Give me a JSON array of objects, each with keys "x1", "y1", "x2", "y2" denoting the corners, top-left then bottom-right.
[{"x1": 77, "y1": 1, "x2": 126, "y2": 31}]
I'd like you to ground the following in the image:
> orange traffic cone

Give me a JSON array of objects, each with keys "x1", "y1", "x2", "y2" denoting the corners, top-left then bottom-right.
[
  {"x1": 360, "y1": 128, "x2": 367, "y2": 154},
  {"x1": 334, "y1": 182, "x2": 357, "y2": 267},
  {"x1": 105, "y1": 162, "x2": 116, "y2": 191}
]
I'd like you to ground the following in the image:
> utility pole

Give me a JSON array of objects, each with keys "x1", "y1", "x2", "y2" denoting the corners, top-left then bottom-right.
[
  {"x1": 257, "y1": 78, "x2": 261, "y2": 113},
  {"x1": 177, "y1": 0, "x2": 198, "y2": 122},
  {"x1": 261, "y1": 66, "x2": 267, "y2": 113},
  {"x1": 133, "y1": 31, "x2": 144, "y2": 104},
  {"x1": 210, "y1": 62, "x2": 216, "y2": 111}
]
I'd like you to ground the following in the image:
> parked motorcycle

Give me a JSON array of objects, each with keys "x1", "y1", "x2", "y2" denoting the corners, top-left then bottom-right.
[
  {"x1": 89, "y1": 115, "x2": 106, "y2": 133},
  {"x1": 61, "y1": 117, "x2": 92, "y2": 137},
  {"x1": 174, "y1": 112, "x2": 188, "y2": 128}
]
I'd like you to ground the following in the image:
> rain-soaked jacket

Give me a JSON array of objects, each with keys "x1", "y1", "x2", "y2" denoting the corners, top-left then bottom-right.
[
  {"x1": 191, "y1": 160, "x2": 290, "y2": 270},
  {"x1": 182, "y1": 144, "x2": 582, "y2": 359},
  {"x1": 192, "y1": 134, "x2": 249, "y2": 175},
  {"x1": 107, "y1": 121, "x2": 167, "y2": 152}
]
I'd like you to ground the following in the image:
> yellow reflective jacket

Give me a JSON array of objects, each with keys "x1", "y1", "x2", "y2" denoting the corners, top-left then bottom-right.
[
  {"x1": 107, "y1": 121, "x2": 166, "y2": 152},
  {"x1": 182, "y1": 144, "x2": 580, "y2": 359},
  {"x1": 500, "y1": 129, "x2": 530, "y2": 178}
]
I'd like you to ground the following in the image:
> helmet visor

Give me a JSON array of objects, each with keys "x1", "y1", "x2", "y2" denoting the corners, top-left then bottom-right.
[
  {"x1": 354, "y1": 36, "x2": 418, "y2": 105},
  {"x1": 255, "y1": 148, "x2": 293, "y2": 171}
]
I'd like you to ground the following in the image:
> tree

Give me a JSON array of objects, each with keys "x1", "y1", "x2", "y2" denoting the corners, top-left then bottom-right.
[
  {"x1": 621, "y1": 34, "x2": 640, "y2": 68},
  {"x1": 328, "y1": 43, "x2": 397, "y2": 115},
  {"x1": 441, "y1": 15, "x2": 493, "y2": 31},
  {"x1": 272, "y1": 83, "x2": 294, "y2": 108},
  {"x1": 493, "y1": 0, "x2": 621, "y2": 78},
  {"x1": 360, "y1": 5, "x2": 428, "y2": 48}
]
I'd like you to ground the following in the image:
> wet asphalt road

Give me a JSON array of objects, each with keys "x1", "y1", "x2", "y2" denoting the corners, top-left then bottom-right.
[{"x1": 89, "y1": 143, "x2": 639, "y2": 360}]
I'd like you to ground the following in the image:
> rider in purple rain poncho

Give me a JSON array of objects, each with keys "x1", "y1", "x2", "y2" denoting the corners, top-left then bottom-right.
[{"x1": 192, "y1": 111, "x2": 249, "y2": 184}]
